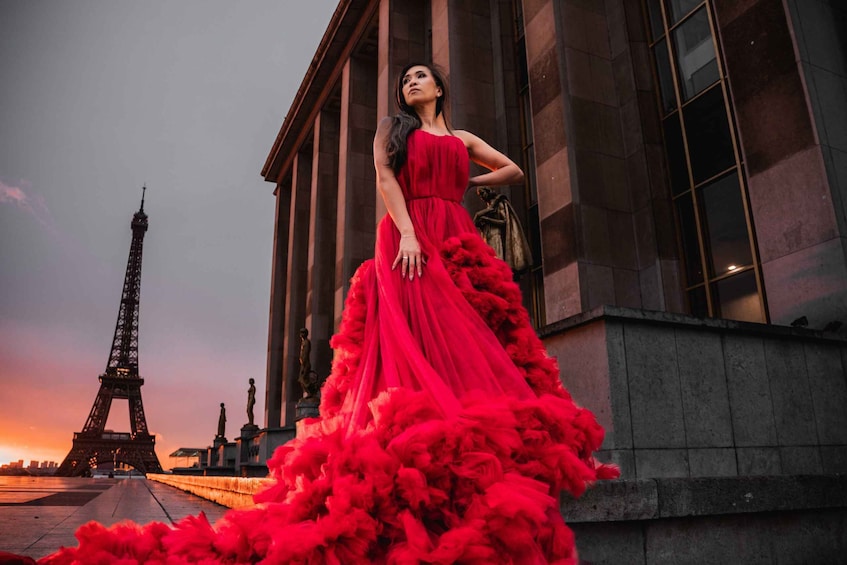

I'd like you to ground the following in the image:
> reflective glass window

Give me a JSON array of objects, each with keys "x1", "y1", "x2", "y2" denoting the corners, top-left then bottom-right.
[
  {"x1": 528, "y1": 205, "x2": 542, "y2": 263},
  {"x1": 645, "y1": 0, "x2": 764, "y2": 322},
  {"x1": 654, "y1": 40, "x2": 677, "y2": 114},
  {"x1": 688, "y1": 286, "x2": 708, "y2": 317},
  {"x1": 663, "y1": 114, "x2": 690, "y2": 195},
  {"x1": 525, "y1": 145, "x2": 537, "y2": 203},
  {"x1": 532, "y1": 267, "x2": 546, "y2": 324},
  {"x1": 516, "y1": 38, "x2": 528, "y2": 85},
  {"x1": 521, "y1": 90, "x2": 532, "y2": 133},
  {"x1": 676, "y1": 192, "x2": 704, "y2": 284},
  {"x1": 698, "y1": 174, "x2": 752, "y2": 277},
  {"x1": 673, "y1": 7, "x2": 719, "y2": 100},
  {"x1": 646, "y1": 0, "x2": 665, "y2": 39},
  {"x1": 666, "y1": 0, "x2": 703, "y2": 25},
  {"x1": 513, "y1": 11, "x2": 544, "y2": 328},
  {"x1": 712, "y1": 270, "x2": 760, "y2": 322},
  {"x1": 683, "y1": 85, "x2": 734, "y2": 183}
]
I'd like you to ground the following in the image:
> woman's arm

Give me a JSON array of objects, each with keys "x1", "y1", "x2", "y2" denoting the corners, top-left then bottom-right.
[
  {"x1": 373, "y1": 117, "x2": 424, "y2": 280},
  {"x1": 455, "y1": 130, "x2": 524, "y2": 188}
]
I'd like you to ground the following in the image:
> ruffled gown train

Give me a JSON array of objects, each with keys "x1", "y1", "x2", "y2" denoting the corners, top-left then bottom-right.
[{"x1": 40, "y1": 130, "x2": 617, "y2": 565}]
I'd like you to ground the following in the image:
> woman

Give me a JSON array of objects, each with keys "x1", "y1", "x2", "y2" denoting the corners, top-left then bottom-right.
[{"x1": 35, "y1": 63, "x2": 616, "y2": 565}]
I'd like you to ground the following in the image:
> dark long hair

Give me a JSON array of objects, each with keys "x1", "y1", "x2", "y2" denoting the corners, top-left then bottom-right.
[{"x1": 385, "y1": 63, "x2": 450, "y2": 173}]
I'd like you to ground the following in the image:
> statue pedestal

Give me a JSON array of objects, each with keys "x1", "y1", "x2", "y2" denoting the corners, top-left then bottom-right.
[
  {"x1": 236, "y1": 424, "x2": 262, "y2": 475},
  {"x1": 295, "y1": 396, "x2": 320, "y2": 421},
  {"x1": 240, "y1": 424, "x2": 260, "y2": 436},
  {"x1": 294, "y1": 396, "x2": 320, "y2": 438},
  {"x1": 207, "y1": 436, "x2": 233, "y2": 469}
]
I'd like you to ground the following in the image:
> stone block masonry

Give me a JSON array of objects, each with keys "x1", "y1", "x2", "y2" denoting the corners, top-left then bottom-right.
[{"x1": 148, "y1": 474, "x2": 273, "y2": 509}]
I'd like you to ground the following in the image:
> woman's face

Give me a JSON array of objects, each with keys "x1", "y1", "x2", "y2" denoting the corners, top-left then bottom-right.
[{"x1": 401, "y1": 65, "x2": 442, "y2": 108}]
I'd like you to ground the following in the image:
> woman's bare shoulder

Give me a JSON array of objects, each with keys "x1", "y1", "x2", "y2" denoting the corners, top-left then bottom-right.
[
  {"x1": 376, "y1": 116, "x2": 394, "y2": 136},
  {"x1": 452, "y1": 129, "x2": 481, "y2": 147}
]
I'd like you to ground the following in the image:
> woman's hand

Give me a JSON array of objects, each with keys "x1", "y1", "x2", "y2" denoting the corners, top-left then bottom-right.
[
  {"x1": 374, "y1": 119, "x2": 425, "y2": 281},
  {"x1": 392, "y1": 233, "x2": 425, "y2": 280}
]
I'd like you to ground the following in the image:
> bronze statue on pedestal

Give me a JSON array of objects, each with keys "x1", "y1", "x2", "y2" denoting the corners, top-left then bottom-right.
[
  {"x1": 216, "y1": 402, "x2": 226, "y2": 439},
  {"x1": 298, "y1": 328, "x2": 322, "y2": 398},
  {"x1": 295, "y1": 327, "x2": 325, "y2": 421},
  {"x1": 246, "y1": 378, "x2": 256, "y2": 426},
  {"x1": 473, "y1": 186, "x2": 532, "y2": 274}
]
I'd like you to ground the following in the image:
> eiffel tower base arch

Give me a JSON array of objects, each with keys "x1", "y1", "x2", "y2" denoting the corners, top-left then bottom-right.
[{"x1": 56, "y1": 433, "x2": 163, "y2": 476}]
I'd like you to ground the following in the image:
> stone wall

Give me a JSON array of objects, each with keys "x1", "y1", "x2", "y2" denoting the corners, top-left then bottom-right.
[
  {"x1": 148, "y1": 474, "x2": 273, "y2": 509},
  {"x1": 567, "y1": 475, "x2": 847, "y2": 564},
  {"x1": 149, "y1": 466, "x2": 847, "y2": 563},
  {"x1": 543, "y1": 306, "x2": 847, "y2": 479}
]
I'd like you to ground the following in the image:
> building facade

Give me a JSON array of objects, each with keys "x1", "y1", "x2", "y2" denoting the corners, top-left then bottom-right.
[
  {"x1": 261, "y1": 0, "x2": 847, "y2": 430},
  {"x1": 259, "y1": 1, "x2": 847, "y2": 558}
]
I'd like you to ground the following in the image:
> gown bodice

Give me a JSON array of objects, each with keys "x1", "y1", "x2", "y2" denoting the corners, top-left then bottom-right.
[
  {"x1": 397, "y1": 129, "x2": 469, "y2": 203},
  {"x1": 386, "y1": 129, "x2": 476, "y2": 247}
]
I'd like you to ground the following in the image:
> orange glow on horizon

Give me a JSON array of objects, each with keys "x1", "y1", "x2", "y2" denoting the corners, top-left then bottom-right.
[
  {"x1": 0, "y1": 435, "x2": 193, "y2": 471},
  {"x1": 0, "y1": 441, "x2": 67, "y2": 467},
  {"x1": 1, "y1": 320, "x2": 264, "y2": 473}
]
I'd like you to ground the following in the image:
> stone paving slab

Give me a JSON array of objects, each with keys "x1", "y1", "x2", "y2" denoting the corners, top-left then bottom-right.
[{"x1": 0, "y1": 477, "x2": 229, "y2": 560}]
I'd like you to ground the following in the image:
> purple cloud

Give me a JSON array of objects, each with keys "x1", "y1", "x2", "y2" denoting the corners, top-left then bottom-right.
[{"x1": 0, "y1": 179, "x2": 57, "y2": 235}]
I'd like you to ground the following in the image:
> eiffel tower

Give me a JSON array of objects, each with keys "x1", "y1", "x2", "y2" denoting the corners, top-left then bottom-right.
[{"x1": 56, "y1": 188, "x2": 163, "y2": 476}]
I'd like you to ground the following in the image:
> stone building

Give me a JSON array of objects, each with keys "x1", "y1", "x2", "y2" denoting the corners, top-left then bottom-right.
[{"x1": 258, "y1": 0, "x2": 847, "y2": 561}]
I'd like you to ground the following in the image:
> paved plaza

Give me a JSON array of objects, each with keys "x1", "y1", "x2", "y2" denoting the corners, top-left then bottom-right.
[{"x1": 0, "y1": 476, "x2": 229, "y2": 560}]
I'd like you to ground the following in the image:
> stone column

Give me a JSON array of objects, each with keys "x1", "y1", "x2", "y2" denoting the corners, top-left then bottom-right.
[
  {"x1": 336, "y1": 55, "x2": 378, "y2": 324},
  {"x1": 263, "y1": 182, "x2": 291, "y2": 429},
  {"x1": 306, "y1": 110, "x2": 340, "y2": 379},
  {"x1": 614, "y1": 0, "x2": 685, "y2": 314},
  {"x1": 431, "y1": 0, "x2": 497, "y2": 137},
  {"x1": 281, "y1": 149, "x2": 312, "y2": 427},
  {"x1": 520, "y1": 0, "x2": 682, "y2": 323},
  {"x1": 521, "y1": 0, "x2": 582, "y2": 323},
  {"x1": 491, "y1": 0, "x2": 523, "y2": 165},
  {"x1": 376, "y1": 0, "x2": 428, "y2": 220},
  {"x1": 431, "y1": 0, "x2": 501, "y2": 210},
  {"x1": 431, "y1": 0, "x2": 526, "y2": 213}
]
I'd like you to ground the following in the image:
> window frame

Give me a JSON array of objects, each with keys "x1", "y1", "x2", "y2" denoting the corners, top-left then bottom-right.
[{"x1": 644, "y1": 0, "x2": 768, "y2": 323}]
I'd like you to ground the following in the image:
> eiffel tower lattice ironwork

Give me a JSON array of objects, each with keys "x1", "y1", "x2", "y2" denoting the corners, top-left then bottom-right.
[{"x1": 56, "y1": 188, "x2": 163, "y2": 476}]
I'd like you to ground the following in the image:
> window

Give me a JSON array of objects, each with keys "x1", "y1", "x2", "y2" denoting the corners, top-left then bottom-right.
[
  {"x1": 513, "y1": 1, "x2": 545, "y2": 328},
  {"x1": 672, "y1": 8, "x2": 719, "y2": 100},
  {"x1": 645, "y1": 0, "x2": 766, "y2": 322}
]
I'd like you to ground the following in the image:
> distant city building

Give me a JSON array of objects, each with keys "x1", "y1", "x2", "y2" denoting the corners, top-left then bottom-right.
[{"x1": 0, "y1": 459, "x2": 59, "y2": 475}]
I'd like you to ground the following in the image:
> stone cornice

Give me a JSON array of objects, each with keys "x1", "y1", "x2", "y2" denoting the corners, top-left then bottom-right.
[{"x1": 261, "y1": 0, "x2": 378, "y2": 186}]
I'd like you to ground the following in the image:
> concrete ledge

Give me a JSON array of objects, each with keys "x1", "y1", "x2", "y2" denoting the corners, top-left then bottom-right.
[
  {"x1": 148, "y1": 474, "x2": 274, "y2": 509},
  {"x1": 562, "y1": 475, "x2": 847, "y2": 522},
  {"x1": 149, "y1": 473, "x2": 847, "y2": 523},
  {"x1": 540, "y1": 304, "x2": 847, "y2": 343}
]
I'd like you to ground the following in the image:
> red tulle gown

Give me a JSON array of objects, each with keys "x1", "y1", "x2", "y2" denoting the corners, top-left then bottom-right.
[{"x1": 40, "y1": 130, "x2": 617, "y2": 565}]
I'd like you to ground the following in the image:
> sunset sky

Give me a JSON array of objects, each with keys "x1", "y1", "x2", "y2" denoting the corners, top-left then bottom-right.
[{"x1": 0, "y1": 0, "x2": 338, "y2": 467}]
